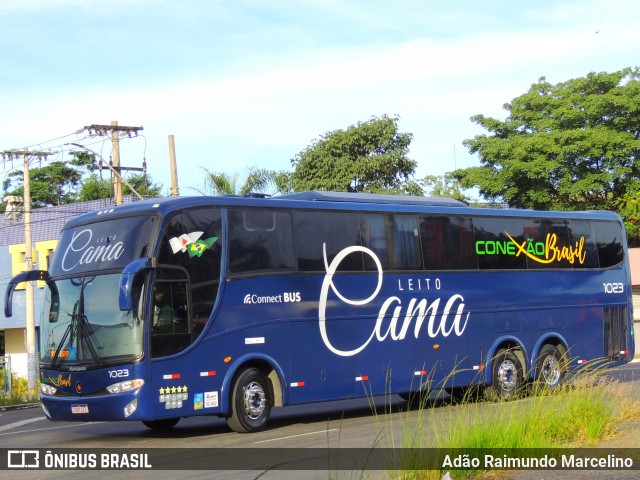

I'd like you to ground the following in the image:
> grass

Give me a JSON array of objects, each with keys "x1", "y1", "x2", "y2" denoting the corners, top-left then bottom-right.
[
  {"x1": 372, "y1": 362, "x2": 640, "y2": 480},
  {"x1": 0, "y1": 369, "x2": 40, "y2": 406}
]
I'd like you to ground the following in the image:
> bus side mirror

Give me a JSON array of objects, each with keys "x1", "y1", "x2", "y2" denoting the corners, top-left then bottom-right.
[
  {"x1": 119, "y1": 257, "x2": 155, "y2": 311},
  {"x1": 4, "y1": 270, "x2": 53, "y2": 318}
]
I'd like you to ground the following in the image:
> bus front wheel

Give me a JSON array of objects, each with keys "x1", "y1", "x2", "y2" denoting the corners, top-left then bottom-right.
[
  {"x1": 486, "y1": 349, "x2": 523, "y2": 401},
  {"x1": 227, "y1": 368, "x2": 273, "y2": 433}
]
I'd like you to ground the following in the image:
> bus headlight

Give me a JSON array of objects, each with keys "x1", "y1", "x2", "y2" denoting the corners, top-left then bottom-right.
[
  {"x1": 106, "y1": 379, "x2": 145, "y2": 394},
  {"x1": 41, "y1": 383, "x2": 58, "y2": 396}
]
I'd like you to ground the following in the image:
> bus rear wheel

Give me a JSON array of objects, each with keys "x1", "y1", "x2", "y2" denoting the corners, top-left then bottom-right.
[
  {"x1": 486, "y1": 349, "x2": 523, "y2": 401},
  {"x1": 227, "y1": 368, "x2": 273, "y2": 433},
  {"x1": 142, "y1": 418, "x2": 180, "y2": 430},
  {"x1": 535, "y1": 344, "x2": 566, "y2": 391}
]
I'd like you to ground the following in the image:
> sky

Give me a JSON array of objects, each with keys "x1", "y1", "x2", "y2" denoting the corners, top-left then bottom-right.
[{"x1": 0, "y1": 0, "x2": 637, "y2": 198}]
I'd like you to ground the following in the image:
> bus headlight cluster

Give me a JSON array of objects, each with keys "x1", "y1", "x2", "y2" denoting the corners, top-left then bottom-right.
[
  {"x1": 106, "y1": 379, "x2": 144, "y2": 394},
  {"x1": 41, "y1": 383, "x2": 57, "y2": 396}
]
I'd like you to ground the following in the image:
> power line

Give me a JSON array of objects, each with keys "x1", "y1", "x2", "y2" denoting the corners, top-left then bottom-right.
[{"x1": 79, "y1": 121, "x2": 145, "y2": 205}]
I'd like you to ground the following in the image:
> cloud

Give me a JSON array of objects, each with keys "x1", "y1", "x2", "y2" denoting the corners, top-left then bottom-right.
[
  {"x1": 2, "y1": 0, "x2": 639, "y2": 193},
  {"x1": 0, "y1": 0, "x2": 165, "y2": 12}
]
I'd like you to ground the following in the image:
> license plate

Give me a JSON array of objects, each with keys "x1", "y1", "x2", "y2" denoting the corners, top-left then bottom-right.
[{"x1": 71, "y1": 404, "x2": 89, "y2": 414}]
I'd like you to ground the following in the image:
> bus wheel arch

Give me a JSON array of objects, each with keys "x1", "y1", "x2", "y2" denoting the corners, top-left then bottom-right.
[
  {"x1": 486, "y1": 342, "x2": 525, "y2": 401},
  {"x1": 225, "y1": 359, "x2": 283, "y2": 433}
]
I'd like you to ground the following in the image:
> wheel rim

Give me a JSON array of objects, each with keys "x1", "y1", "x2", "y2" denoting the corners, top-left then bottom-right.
[
  {"x1": 243, "y1": 381, "x2": 267, "y2": 420},
  {"x1": 541, "y1": 355, "x2": 562, "y2": 386},
  {"x1": 497, "y1": 359, "x2": 518, "y2": 394}
]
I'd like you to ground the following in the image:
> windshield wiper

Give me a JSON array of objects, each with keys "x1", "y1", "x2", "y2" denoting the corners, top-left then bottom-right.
[
  {"x1": 76, "y1": 278, "x2": 103, "y2": 367},
  {"x1": 50, "y1": 301, "x2": 78, "y2": 369},
  {"x1": 50, "y1": 279, "x2": 104, "y2": 368}
]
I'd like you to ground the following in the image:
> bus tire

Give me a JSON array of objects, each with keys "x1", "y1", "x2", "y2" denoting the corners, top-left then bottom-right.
[
  {"x1": 227, "y1": 368, "x2": 272, "y2": 433},
  {"x1": 535, "y1": 344, "x2": 566, "y2": 391},
  {"x1": 486, "y1": 349, "x2": 523, "y2": 401},
  {"x1": 142, "y1": 418, "x2": 180, "y2": 430}
]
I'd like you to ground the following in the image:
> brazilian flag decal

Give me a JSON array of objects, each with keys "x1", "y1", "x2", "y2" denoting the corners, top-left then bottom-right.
[{"x1": 188, "y1": 237, "x2": 218, "y2": 257}]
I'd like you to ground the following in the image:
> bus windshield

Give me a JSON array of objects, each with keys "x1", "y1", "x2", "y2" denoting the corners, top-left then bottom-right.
[
  {"x1": 49, "y1": 215, "x2": 158, "y2": 277},
  {"x1": 40, "y1": 214, "x2": 157, "y2": 367},
  {"x1": 40, "y1": 274, "x2": 144, "y2": 366}
]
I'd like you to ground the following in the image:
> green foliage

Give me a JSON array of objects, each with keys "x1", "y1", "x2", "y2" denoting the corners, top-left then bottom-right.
[
  {"x1": 77, "y1": 174, "x2": 112, "y2": 201},
  {"x1": 69, "y1": 150, "x2": 100, "y2": 173},
  {"x1": 72, "y1": 150, "x2": 162, "y2": 200},
  {"x1": 454, "y1": 68, "x2": 640, "y2": 237},
  {"x1": 121, "y1": 173, "x2": 163, "y2": 197},
  {"x1": 4, "y1": 161, "x2": 83, "y2": 207},
  {"x1": 422, "y1": 173, "x2": 470, "y2": 203},
  {"x1": 2, "y1": 151, "x2": 163, "y2": 206},
  {"x1": 197, "y1": 166, "x2": 277, "y2": 196},
  {"x1": 285, "y1": 114, "x2": 423, "y2": 195},
  {"x1": 614, "y1": 185, "x2": 640, "y2": 245},
  {"x1": 375, "y1": 367, "x2": 640, "y2": 480},
  {"x1": 0, "y1": 370, "x2": 39, "y2": 406}
]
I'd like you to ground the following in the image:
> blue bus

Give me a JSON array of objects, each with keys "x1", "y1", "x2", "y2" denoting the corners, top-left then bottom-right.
[{"x1": 4, "y1": 191, "x2": 634, "y2": 432}]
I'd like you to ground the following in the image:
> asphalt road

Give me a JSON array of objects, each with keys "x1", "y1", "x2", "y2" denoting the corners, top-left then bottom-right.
[{"x1": 1, "y1": 362, "x2": 639, "y2": 480}]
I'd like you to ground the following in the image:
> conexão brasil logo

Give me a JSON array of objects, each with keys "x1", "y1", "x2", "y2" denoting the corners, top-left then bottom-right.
[{"x1": 475, "y1": 232, "x2": 586, "y2": 265}]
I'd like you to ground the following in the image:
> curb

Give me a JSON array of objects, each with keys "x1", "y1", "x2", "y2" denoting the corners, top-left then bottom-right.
[{"x1": 0, "y1": 403, "x2": 40, "y2": 412}]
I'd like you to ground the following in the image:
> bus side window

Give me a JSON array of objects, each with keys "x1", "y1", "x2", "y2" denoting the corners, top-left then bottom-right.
[
  {"x1": 420, "y1": 216, "x2": 476, "y2": 270},
  {"x1": 570, "y1": 221, "x2": 599, "y2": 269},
  {"x1": 228, "y1": 209, "x2": 296, "y2": 274},
  {"x1": 420, "y1": 216, "x2": 446, "y2": 269},
  {"x1": 360, "y1": 213, "x2": 389, "y2": 270},
  {"x1": 293, "y1": 211, "x2": 363, "y2": 272},
  {"x1": 155, "y1": 207, "x2": 222, "y2": 354},
  {"x1": 474, "y1": 217, "x2": 527, "y2": 270},
  {"x1": 151, "y1": 276, "x2": 190, "y2": 358},
  {"x1": 391, "y1": 215, "x2": 422, "y2": 270},
  {"x1": 524, "y1": 219, "x2": 572, "y2": 269},
  {"x1": 592, "y1": 221, "x2": 625, "y2": 268}
]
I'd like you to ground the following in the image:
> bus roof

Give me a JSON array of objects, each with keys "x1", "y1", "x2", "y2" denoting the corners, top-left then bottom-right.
[
  {"x1": 274, "y1": 190, "x2": 467, "y2": 207},
  {"x1": 61, "y1": 191, "x2": 622, "y2": 228}
]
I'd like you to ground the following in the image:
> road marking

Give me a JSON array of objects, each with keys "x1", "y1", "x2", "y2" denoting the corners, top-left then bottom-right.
[
  {"x1": 0, "y1": 421, "x2": 104, "y2": 436},
  {"x1": 0, "y1": 416, "x2": 46, "y2": 432},
  {"x1": 253, "y1": 428, "x2": 339, "y2": 444}
]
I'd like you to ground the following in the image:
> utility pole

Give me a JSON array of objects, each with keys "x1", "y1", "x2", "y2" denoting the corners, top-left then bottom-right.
[
  {"x1": 168, "y1": 135, "x2": 180, "y2": 196},
  {"x1": 111, "y1": 121, "x2": 122, "y2": 204},
  {"x1": 1, "y1": 148, "x2": 52, "y2": 393},
  {"x1": 83, "y1": 122, "x2": 144, "y2": 205},
  {"x1": 68, "y1": 143, "x2": 145, "y2": 201}
]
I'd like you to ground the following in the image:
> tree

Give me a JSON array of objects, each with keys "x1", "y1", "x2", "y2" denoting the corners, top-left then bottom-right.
[
  {"x1": 280, "y1": 115, "x2": 423, "y2": 195},
  {"x1": 78, "y1": 172, "x2": 163, "y2": 201},
  {"x1": 196, "y1": 167, "x2": 277, "y2": 196},
  {"x1": 3, "y1": 161, "x2": 83, "y2": 207},
  {"x1": 72, "y1": 150, "x2": 162, "y2": 200},
  {"x1": 77, "y1": 174, "x2": 112, "y2": 201},
  {"x1": 422, "y1": 173, "x2": 470, "y2": 203},
  {"x1": 454, "y1": 68, "x2": 640, "y2": 216},
  {"x1": 121, "y1": 173, "x2": 163, "y2": 197},
  {"x1": 2, "y1": 150, "x2": 163, "y2": 207}
]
